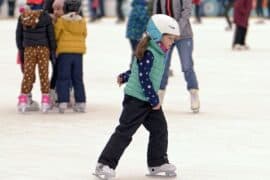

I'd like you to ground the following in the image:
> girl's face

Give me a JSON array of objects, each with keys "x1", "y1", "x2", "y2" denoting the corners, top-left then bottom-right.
[
  {"x1": 161, "y1": 34, "x2": 177, "y2": 50},
  {"x1": 53, "y1": 7, "x2": 64, "y2": 17}
]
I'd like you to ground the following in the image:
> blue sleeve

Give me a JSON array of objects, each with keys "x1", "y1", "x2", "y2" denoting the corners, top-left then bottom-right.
[
  {"x1": 119, "y1": 70, "x2": 131, "y2": 83},
  {"x1": 137, "y1": 50, "x2": 159, "y2": 107}
]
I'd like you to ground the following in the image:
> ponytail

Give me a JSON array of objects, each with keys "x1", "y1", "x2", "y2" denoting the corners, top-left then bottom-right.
[{"x1": 135, "y1": 35, "x2": 151, "y2": 60}]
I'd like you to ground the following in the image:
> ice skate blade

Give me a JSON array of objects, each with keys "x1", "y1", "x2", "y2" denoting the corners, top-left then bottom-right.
[
  {"x1": 26, "y1": 101, "x2": 40, "y2": 111},
  {"x1": 42, "y1": 109, "x2": 49, "y2": 113},
  {"x1": 26, "y1": 106, "x2": 39, "y2": 111},
  {"x1": 18, "y1": 107, "x2": 26, "y2": 113},
  {"x1": 73, "y1": 108, "x2": 85, "y2": 113},
  {"x1": 146, "y1": 171, "x2": 177, "y2": 178},
  {"x1": 41, "y1": 105, "x2": 51, "y2": 113},
  {"x1": 192, "y1": 108, "x2": 199, "y2": 113},
  {"x1": 93, "y1": 173, "x2": 113, "y2": 180}
]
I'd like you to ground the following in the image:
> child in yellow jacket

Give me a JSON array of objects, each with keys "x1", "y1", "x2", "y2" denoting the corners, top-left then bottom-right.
[{"x1": 54, "y1": 0, "x2": 87, "y2": 113}]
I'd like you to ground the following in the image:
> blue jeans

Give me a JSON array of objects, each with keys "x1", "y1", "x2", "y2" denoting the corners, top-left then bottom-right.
[
  {"x1": 160, "y1": 38, "x2": 199, "y2": 90},
  {"x1": 56, "y1": 54, "x2": 86, "y2": 103}
]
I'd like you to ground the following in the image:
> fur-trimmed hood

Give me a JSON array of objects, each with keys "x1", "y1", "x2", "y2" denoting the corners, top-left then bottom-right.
[
  {"x1": 21, "y1": 10, "x2": 43, "y2": 28},
  {"x1": 61, "y1": 12, "x2": 82, "y2": 21}
]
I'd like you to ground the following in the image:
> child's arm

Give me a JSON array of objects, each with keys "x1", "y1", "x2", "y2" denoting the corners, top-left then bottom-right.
[
  {"x1": 46, "y1": 13, "x2": 57, "y2": 65},
  {"x1": 117, "y1": 70, "x2": 131, "y2": 86},
  {"x1": 47, "y1": 15, "x2": 57, "y2": 50},
  {"x1": 16, "y1": 16, "x2": 25, "y2": 71},
  {"x1": 15, "y1": 17, "x2": 23, "y2": 51},
  {"x1": 137, "y1": 50, "x2": 159, "y2": 108}
]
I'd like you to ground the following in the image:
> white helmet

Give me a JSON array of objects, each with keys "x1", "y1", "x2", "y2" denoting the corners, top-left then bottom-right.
[{"x1": 146, "y1": 14, "x2": 180, "y2": 42}]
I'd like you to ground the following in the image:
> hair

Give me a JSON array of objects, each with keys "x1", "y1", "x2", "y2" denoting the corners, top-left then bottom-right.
[
  {"x1": 53, "y1": 0, "x2": 64, "y2": 9},
  {"x1": 135, "y1": 35, "x2": 151, "y2": 60}
]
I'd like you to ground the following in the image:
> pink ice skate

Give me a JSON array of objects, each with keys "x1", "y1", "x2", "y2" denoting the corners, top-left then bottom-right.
[
  {"x1": 41, "y1": 94, "x2": 51, "y2": 113},
  {"x1": 18, "y1": 94, "x2": 28, "y2": 113}
]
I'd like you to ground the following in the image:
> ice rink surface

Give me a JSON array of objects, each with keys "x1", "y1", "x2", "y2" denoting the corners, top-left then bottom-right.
[{"x1": 0, "y1": 18, "x2": 270, "y2": 180}]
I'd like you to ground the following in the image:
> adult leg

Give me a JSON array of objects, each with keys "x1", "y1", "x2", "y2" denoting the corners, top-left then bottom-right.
[
  {"x1": 159, "y1": 44, "x2": 175, "y2": 90},
  {"x1": 89, "y1": 0, "x2": 98, "y2": 22},
  {"x1": 224, "y1": 1, "x2": 233, "y2": 29},
  {"x1": 176, "y1": 38, "x2": 200, "y2": 112},
  {"x1": 99, "y1": 0, "x2": 105, "y2": 17},
  {"x1": 239, "y1": 26, "x2": 247, "y2": 46},
  {"x1": 7, "y1": 0, "x2": 15, "y2": 17},
  {"x1": 256, "y1": 0, "x2": 264, "y2": 22},
  {"x1": 158, "y1": 44, "x2": 175, "y2": 104},
  {"x1": 258, "y1": 0, "x2": 264, "y2": 17},
  {"x1": 116, "y1": 0, "x2": 125, "y2": 22},
  {"x1": 233, "y1": 25, "x2": 241, "y2": 47},
  {"x1": 98, "y1": 95, "x2": 150, "y2": 169},
  {"x1": 195, "y1": 5, "x2": 201, "y2": 23},
  {"x1": 176, "y1": 38, "x2": 198, "y2": 90}
]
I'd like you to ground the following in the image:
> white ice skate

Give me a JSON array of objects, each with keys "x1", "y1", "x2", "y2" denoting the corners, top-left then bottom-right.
[
  {"x1": 41, "y1": 94, "x2": 51, "y2": 113},
  {"x1": 146, "y1": 163, "x2": 177, "y2": 177},
  {"x1": 73, "y1": 103, "x2": 86, "y2": 113},
  {"x1": 190, "y1": 89, "x2": 200, "y2": 113},
  {"x1": 93, "y1": 163, "x2": 115, "y2": 180},
  {"x1": 58, "y1": 103, "x2": 68, "y2": 113}
]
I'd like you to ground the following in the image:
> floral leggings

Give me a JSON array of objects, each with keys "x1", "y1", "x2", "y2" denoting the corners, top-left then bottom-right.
[{"x1": 21, "y1": 46, "x2": 50, "y2": 94}]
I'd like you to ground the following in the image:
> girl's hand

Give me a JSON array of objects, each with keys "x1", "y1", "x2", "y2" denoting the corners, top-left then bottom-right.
[
  {"x1": 152, "y1": 103, "x2": 161, "y2": 110},
  {"x1": 117, "y1": 76, "x2": 123, "y2": 87}
]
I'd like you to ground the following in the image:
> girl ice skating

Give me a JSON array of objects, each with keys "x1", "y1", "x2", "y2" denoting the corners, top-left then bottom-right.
[{"x1": 93, "y1": 14, "x2": 180, "y2": 179}]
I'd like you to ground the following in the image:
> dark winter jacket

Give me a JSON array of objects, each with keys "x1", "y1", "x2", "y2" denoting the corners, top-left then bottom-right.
[
  {"x1": 16, "y1": 10, "x2": 56, "y2": 51},
  {"x1": 233, "y1": 0, "x2": 252, "y2": 28},
  {"x1": 43, "y1": 0, "x2": 54, "y2": 14},
  {"x1": 126, "y1": 0, "x2": 149, "y2": 40}
]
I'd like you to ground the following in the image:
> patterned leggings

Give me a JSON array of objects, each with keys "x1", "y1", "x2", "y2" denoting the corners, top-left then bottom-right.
[{"x1": 21, "y1": 46, "x2": 50, "y2": 94}]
